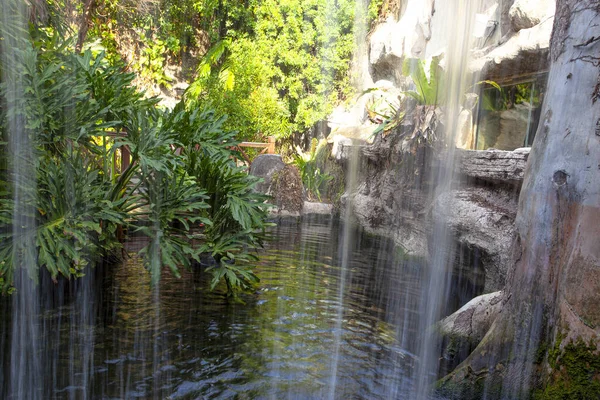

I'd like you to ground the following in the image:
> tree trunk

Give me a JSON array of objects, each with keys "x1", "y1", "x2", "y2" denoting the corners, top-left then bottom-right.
[
  {"x1": 437, "y1": 1, "x2": 600, "y2": 398},
  {"x1": 75, "y1": 0, "x2": 96, "y2": 52}
]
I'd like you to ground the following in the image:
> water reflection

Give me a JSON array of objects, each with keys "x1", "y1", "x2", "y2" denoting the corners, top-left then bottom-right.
[{"x1": 2, "y1": 218, "x2": 448, "y2": 399}]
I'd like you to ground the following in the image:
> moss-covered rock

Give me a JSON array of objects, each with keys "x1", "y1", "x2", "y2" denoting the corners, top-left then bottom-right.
[{"x1": 534, "y1": 338, "x2": 600, "y2": 400}]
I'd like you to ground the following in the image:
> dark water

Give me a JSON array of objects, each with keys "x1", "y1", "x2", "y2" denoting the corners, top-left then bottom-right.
[{"x1": 1, "y1": 217, "x2": 463, "y2": 399}]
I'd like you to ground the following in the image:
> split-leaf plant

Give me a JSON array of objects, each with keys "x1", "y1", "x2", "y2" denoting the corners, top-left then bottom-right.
[{"x1": 0, "y1": 28, "x2": 269, "y2": 296}]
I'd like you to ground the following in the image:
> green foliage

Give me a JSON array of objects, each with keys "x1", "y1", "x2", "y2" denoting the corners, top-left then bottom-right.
[
  {"x1": 0, "y1": 32, "x2": 133, "y2": 293},
  {"x1": 370, "y1": 94, "x2": 406, "y2": 137},
  {"x1": 402, "y1": 56, "x2": 445, "y2": 105},
  {"x1": 368, "y1": 0, "x2": 385, "y2": 23},
  {"x1": 0, "y1": 29, "x2": 269, "y2": 296},
  {"x1": 184, "y1": 0, "x2": 357, "y2": 141},
  {"x1": 293, "y1": 138, "x2": 332, "y2": 201},
  {"x1": 167, "y1": 105, "x2": 271, "y2": 294},
  {"x1": 135, "y1": 36, "x2": 173, "y2": 87},
  {"x1": 137, "y1": 172, "x2": 210, "y2": 286},
  {"x1": 481, "y1": 81, "x2": 540, "y2": 112},
  {"x1": 38, "y1": 0, "x2": 359, "y2": 145}
]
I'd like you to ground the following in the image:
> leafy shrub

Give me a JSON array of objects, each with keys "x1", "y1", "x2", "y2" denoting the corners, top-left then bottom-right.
[
  {"x1": 293, "y1": 138, "x2": 333, "y2": 201},
  {"x1": 170, "y1": 106, "x2": 271, "y2": 294},
  {"x1": 0, "y1": 29, "x2": 269, "y2": 296}
]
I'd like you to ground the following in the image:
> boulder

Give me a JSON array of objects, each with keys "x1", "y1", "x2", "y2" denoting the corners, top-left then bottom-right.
[
  {"x1": 249, "y1": 154, "x2": 285, "y2": 194},
  {"x1": 456, "y1": 148, "x2": 529, "y2": 185},
  {"x1": 369, "y1": 0, "x2": 435, "y2": 83},
  {"x1": 437, "y1": 291, "x2": 504, "y2": 375},
  {"x1": 271, "y1": 165, "x2": 305, "y2": 215},
  {"x1": 470, "y1": 17, "x2": 553, "y2": 80},
  {"x1": 330, "y1": 134, "x2": 354, "y2": 161},
  {"x1": 302, "y1": 202, "x2": 334, "y2": 215},
  {"x1": 434, "y1": 187, "x2": 517, "y2": 292}
]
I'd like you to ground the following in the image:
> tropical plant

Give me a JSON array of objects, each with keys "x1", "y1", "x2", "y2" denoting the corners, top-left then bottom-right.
[
  {"x1": 293, "y1": 138, "x2": 333, "y2": 201},
  {"x1": 0, "y1": 28, "x2": 270, "y2": 297},
  {"x1": 370, "y1": 95, "x2": 407, "y2": 138},
  {"x1": 402, "y1": 56, "x2": 445, "y2": 106},
  {"x1": 171, "y1": 106, "x2": 271, "y2": 295},
  {"x1": 0, "y1": 31, "x2": 134, "y2": 293}
]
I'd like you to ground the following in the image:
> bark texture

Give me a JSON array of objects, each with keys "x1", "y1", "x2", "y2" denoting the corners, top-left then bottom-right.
[{"x1": 437, "y1": 1, "x2": 600, "y2": 398}]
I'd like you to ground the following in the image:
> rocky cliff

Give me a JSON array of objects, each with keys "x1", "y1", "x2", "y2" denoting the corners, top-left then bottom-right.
[
  {"x1": 438, "y1": 2, "x2": 600, "y2": 397},
  {"x1": 333, "y1": 0, "x2": 555, "y2": 296}
]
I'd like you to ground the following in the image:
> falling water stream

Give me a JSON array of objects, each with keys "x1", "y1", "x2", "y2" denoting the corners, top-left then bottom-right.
[{"x1": 1, "y1": 0, "x2": 551, "y2": 398}]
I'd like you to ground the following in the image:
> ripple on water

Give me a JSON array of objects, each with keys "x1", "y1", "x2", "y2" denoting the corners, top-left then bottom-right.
[{"x1": 4, "y1": 219, "x2": 441, "y2": 399}]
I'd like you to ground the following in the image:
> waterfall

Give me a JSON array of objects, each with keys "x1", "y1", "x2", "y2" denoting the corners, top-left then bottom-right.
[
  {"x1": 413, "y1": 1, "x2": 483, "y2": 398},
  {"x1": 1, "y1": 2, "x2": 42, "y2": 398}
]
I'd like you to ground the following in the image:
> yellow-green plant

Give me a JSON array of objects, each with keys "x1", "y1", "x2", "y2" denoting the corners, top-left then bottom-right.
[{"x1": 293, "y1": 138, "x2": 332, "y2": 201}]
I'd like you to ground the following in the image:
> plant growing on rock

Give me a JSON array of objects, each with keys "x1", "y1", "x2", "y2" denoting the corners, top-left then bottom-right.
[
  {"x1": 293, "y1": 138, "x2": 333, "y2": 201},
  {"x1": 402, "y1": 56, "x2": 446, "y2": 106}
]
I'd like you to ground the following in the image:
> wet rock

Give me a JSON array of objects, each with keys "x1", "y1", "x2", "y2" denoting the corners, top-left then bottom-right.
[
  {"x1": 509, "y1": 0, "x2": 555, "y2": 31},
  {"x1": 302, "y1": 202, "x2": 333, "y2": 215},
  {"x1": 368, "y1": 1, "x2": 435, "y2": 83},
  {"x1": 249, "y1": 154, "x2": 285, "y2": 194},
  {"x1": 437, "y1": 291, "x2": 504, "y2": 375},
  {"x1": 434, "y1": 187, "x2": 517, "y2": 292},
  {"x1": 470, "y1": 18, "x2": 553, "y2": 80},
  {"x1": 440, "y1": 3, "x2": 600, "y2": 397},
  {"x1": 330, "y1": 134, "x2": 354, "y2": 161},
  {"x1": 456, "y1": 148, "x2": 529, "y2": 185},
  {"x1": 345, "y1": 127, "x2": 432, "y2": 257}
]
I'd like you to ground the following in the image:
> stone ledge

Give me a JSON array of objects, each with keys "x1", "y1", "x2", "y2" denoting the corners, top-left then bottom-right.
[{"x1": 456, "y1": 148, "x2": 530, "y2": 185}]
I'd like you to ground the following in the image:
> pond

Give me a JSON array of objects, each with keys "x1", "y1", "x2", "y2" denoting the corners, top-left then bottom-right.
[{"x1": 1, "y1": 217, "x2": 467, "y2": 399}]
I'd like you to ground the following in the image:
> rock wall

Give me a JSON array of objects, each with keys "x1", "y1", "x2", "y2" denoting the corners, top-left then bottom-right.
[
  {"x1": 437, "y1": 1, "x2": 600, "y2": 398},
  {"x1": 364, "y1": 0, "x2": 554, "y2": 86},
  {"x1": 344, "y1": 125, "x2": 527, "y2": 294},
  {"x1": 334, "y1": 0, "x2": 554, "y2": 296}
]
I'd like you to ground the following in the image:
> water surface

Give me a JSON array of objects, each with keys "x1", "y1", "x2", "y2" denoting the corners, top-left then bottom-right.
[{"x1": 2, "y1": 217, "x2": 442, "y2": 399}]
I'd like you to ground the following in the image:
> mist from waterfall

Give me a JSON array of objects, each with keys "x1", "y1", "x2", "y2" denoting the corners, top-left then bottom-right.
[{"x1": 413, "y1": 0, "x2": 483, "y2": 398}]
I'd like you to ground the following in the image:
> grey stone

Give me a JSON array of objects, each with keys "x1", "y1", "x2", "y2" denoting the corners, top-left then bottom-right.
[
  {"x1": 330, "y1": 134, "x2": 354, "y2": 161},
  {"x1": 509, "y1": 0, "x2": 555, "y2": 31},
  {"x1": 456, "y1": 148, "x2": 529, "y2": 185},
  {"x1": 437, "y1": 291, "x2": 504, "y2": 374},
  {"x1": 270, "y1": 164, "x2": 305, "y2": 214},
  {"x1": 302, "y1": 202, "x2": 334, "y2": 215},
  {"x1": 249, "y1": 154, "x2": 285, "y2": 194},
  {"x1": 439, "y1": 291, "x2": 503, "y2": 344},
  {"x1": 434, "y1": 187, "x2": 517, "y2": 292},
  {"x1": 470, "y1": 17, "x2": 553, "y2": 80}
]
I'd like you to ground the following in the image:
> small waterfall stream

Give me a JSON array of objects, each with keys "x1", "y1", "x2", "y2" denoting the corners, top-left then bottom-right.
[
  {"x1": 0, "y1": 0, "x2": 583, "y2": 398},
  {"x1": 1, "y1": 2, "x2": 42, "y2": 398},
  {"x1": 414, "y1": 0, "x2": 483, "y2": 397}
]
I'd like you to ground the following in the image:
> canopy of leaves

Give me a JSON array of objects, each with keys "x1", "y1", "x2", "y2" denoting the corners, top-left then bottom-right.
[{"x1": 184, "y1": 0, "x2": 358, "y2": 142}]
